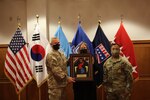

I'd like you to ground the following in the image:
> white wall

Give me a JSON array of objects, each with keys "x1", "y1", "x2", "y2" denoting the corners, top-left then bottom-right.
[
  {"x1": 0, "y1": 0, "x2": 27, "y2": 44},
  {"x1": 48, "y1": 0, "x2": 150, "y2": 42},
  {"x1": 0, "y1": 0, "x2": 150, "y2": 44},
  {"x1": 26, "y1": 0, "x2": 48, "y2": 43}
]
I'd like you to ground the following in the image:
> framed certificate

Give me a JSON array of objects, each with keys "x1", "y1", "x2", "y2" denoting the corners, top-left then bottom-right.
[{"x1": 70, "y1": 54, "x2": 93, "y2": 81}]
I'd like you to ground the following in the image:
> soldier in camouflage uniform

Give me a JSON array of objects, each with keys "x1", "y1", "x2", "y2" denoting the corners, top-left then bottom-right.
[
  {"x1": 46, "y1": 37, "x2": 75, "y2": 100},
  {"x1": 103, "y1": 43, "x2": 133, "y2": 100}
]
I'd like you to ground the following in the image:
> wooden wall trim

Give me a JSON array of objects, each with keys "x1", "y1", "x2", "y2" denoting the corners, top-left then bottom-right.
[
  {"x1": 132, "y1": 40, "x2": 150, "y2": 44},
  {"x1": 139, "y1": 77, "x2": 150, "y2": 81},
  {"x1": 0, "y1": 44, "x2": 8, "y2": 48},
  {"x1": 1, "y1": 40, "x2": 150, "y2": 47}
]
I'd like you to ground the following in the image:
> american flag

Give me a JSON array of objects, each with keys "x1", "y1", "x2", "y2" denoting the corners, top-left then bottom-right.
[
  {"x1": 95, "y1": 43, "x2": 110, "y2": 64},
  {"x1": 4, "y1": 28, "x2": 32, "y2": 94}
]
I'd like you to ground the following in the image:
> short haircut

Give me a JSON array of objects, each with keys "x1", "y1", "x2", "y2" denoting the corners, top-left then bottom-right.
[
  {"x1": 50, "y1": 37, "x2": 59, "y2": 45},
  {"x1": 111, "y1": 43, "x2": 121, "y2": 48}
]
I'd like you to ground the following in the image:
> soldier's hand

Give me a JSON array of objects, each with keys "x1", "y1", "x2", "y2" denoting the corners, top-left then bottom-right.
[{"x1": 67, "y1": 77, "x2": 75, "y2": 83}]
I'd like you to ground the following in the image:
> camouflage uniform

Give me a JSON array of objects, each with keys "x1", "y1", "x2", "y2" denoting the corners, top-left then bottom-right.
[
  {"x1": 46, "y1": 50, "x2": 68, "y2": 100},
  {"x1": 103, "y1": 56, "x2": 133, "y2": 100}
]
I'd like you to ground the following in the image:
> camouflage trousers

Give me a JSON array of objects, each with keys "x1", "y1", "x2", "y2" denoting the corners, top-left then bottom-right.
[
  {"x1": 106, "y1": 90, "x2": 131, "y2": 100},
  {"x1": 48, "y1": 87, "x2": 66, "y2": 100}
]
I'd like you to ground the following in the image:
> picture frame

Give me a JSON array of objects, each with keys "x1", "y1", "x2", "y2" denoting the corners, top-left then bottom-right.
[{"x1": 70, "y1": 54, "x2": 93, "y2": 81}]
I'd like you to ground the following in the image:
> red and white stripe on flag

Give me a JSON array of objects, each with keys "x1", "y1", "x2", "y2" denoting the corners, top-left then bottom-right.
[{"x1": 4, "y1": 28, "x2": 32, "y2": 94}]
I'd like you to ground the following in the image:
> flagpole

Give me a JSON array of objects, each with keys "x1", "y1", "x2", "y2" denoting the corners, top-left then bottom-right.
[
  {"x1": 39, "y1": 87, "x2": 41, "y2": 100},
  {"x1": 36, "y1": 15, "x2": 42, "y2": 100},
  {"x1": 36, "y1": 15, "x2": 39, "y2": 24},
  {"x1": 98, "y1": 15, "x2": 101, "y2": 25},
  {"x1": 58, "y1": 16, "x2": 61, "y2": 26},
  {"x1": 120, "y1": 14, "x2": 124, "y2": 23},
  {"x1": 78, "y1": 14, "x2": 81, "y2": 24},
  {"x1": 18, "y1": 93, "x2": 20, "y2": 100},
  {"x1": 17, "y1": 16, "x2": 21, "y2": 29}
]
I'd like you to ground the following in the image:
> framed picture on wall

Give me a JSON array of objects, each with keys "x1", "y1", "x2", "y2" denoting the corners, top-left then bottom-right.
[{"x1": 70, "y1": 54, "x2": 93, "y2": 81}]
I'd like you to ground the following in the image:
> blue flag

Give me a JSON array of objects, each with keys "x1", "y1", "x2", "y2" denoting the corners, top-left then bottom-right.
[
  {"x1": 72, "y1": 24, "x2": 94, "y2": 55},
  {"x1": 92, "y1": 25, "x2": 111, "y2": 86},
  {"x1": 54, "y1": 25, "x2": 72, "y2": 75}
]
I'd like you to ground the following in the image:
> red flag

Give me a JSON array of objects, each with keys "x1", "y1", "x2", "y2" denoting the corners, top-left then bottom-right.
[
  {"x1": 114, "y1": 22, "x2": 138, "y2": 79},
  {"x1": 4, "y1": 28, "x2": 33, "y2": 94}
]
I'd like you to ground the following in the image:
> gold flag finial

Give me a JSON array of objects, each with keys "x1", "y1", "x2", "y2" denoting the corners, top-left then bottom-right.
[
  {"x1": 58, "y1": 16, "x2": 61, "y2": 25},
  {"x1": 120, "y1": 14, "x2": 124, "y2": 23},
  {"x1": 17, "y1": 16, "x2": 21, "y2": 29},
  {"x1": 98, "y1": 15, "x2": 101, "y2": 25},
  {"x1": 78, "y1": 14, "x2": 81, "y2": 24},
  {"x1": 36, "y1": 15, "x2": 39, "y2": 23}
]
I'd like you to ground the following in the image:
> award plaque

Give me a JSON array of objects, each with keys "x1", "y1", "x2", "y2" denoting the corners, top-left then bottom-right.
[{"x1": 70, "y1": 54, "x2": 93, "y2": 81}]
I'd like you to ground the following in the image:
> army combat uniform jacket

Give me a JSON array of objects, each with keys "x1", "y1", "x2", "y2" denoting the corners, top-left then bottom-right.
[
  {"x1": 103, "y1": 56, "x2": 133, "y2": 100},
  {"x1": 46, "y1": 50, "x2": 68, "y2": 89}
]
